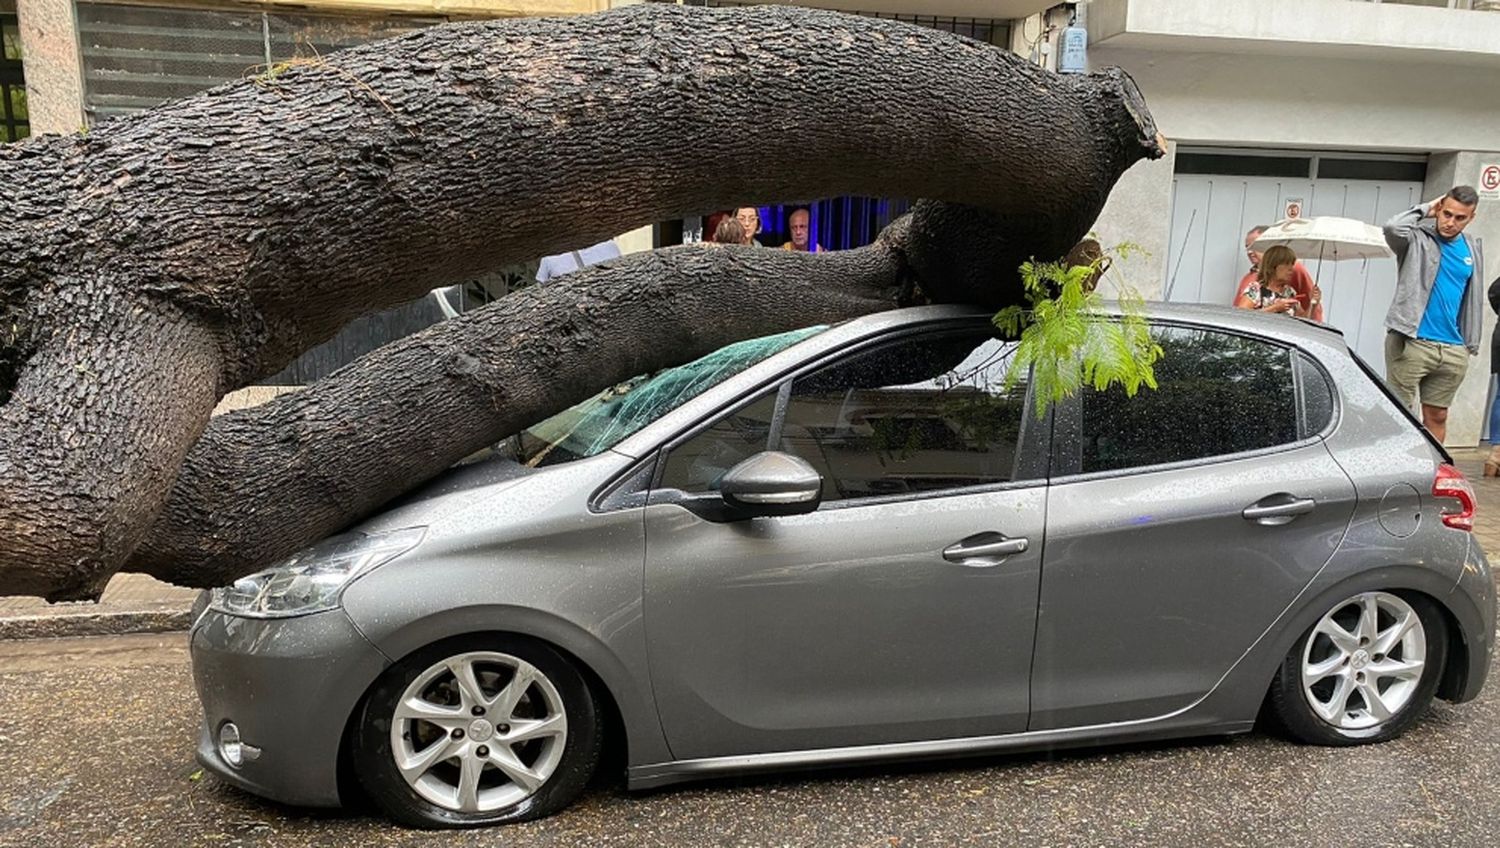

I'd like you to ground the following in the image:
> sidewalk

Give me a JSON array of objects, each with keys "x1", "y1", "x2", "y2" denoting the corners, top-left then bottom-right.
[
  {"x1": 0, "y1": 572, "x2": 199, "y2": 640},
  {"x1": 3, "y1": 448, "x2": 1499, "y2": 640}
]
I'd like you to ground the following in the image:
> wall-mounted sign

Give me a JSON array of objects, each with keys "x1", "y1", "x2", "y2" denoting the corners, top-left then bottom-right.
[
  {"x1": 1058, "y1": 25, "x2": 1088, "y2": 74},
  {"x1": 1284, "y1": 197, "x2": 1305, "y2": 220},
  {"x1": 1480, "y1": 163, "x2": 1500, "y2": 201}
]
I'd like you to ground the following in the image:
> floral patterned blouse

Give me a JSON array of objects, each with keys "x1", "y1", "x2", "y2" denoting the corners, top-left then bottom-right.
[{"x1": 1240, "y1": 280, "x2": 1299, "y2": 310}]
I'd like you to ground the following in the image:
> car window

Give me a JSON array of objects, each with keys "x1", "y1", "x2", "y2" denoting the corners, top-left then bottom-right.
[
  {"x1": 1079, "y1": 326, "x2": 1298, "y2": 473},
  {"x1": 657, "y1": 392, "x2": 781, "y2": 493},
  {"x1": 659, "y1": 328, "x2": 1031, "y2": 499},
  {"x1": 1296, "y1": 351, "x2": 1335, "y2": 436},
  {"x1": 776, "y1": 330, "x2": 1031, "y2": 501}
]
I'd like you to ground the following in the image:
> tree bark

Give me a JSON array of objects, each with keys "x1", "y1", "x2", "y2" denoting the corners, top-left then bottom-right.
[
  {"x1": 130, "y1": 240, "x2": 906, "y2": 586},
  {"x1": 1, "y1": 3, "x2": 1161, "y2": 599}
]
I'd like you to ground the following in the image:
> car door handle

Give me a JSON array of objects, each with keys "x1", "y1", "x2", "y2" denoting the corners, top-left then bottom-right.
[
  {"x1": 1242, "y1": 495, "x2": 1316, "y2": 525},
  {"x1": 942, "y1": 533, "x2": 1029, "y2": 567}
]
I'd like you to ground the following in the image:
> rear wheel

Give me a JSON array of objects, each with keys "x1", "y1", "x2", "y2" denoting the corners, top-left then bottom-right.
[
  {"x1": 352, "y1": 635, "x2": 601, "y2": 828},
  {"x1": 1270, "y1": 591, "x2": 1446, "y2": 745}
]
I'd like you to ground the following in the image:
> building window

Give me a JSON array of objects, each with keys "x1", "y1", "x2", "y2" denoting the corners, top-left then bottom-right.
[
  {"x1": 1175, "y1": 149, "x2": 1428, "y2": 183},
  {"x1": 76, "y1": 1, "x2": 440, "y2": 123},
  {"x1": 1, "y1": 12, "x2": 27, "y2": 142}
]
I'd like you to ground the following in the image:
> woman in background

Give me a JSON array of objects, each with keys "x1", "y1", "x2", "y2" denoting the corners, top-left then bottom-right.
[{"x1": 1234, "y1": 245, "x2": 1321, "y2": 317}]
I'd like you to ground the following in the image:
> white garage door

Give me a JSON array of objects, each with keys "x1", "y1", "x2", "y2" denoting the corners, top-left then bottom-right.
[{"x1": 1164, "y1": 150, "x2": 1426, "y2": 368}]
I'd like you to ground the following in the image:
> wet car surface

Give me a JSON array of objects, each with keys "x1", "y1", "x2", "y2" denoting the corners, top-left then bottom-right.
[{"x1": 184, "y1": 304, "x2": 1493, "y2": 828}]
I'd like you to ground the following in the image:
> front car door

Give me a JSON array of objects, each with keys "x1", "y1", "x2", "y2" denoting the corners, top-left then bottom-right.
[
  {"x1": 642, "y1": 323, "x2": 1049, "y2": 760},
  {"x1": 1031, "y1": 322, "x2": 1356, "y2": 729}
]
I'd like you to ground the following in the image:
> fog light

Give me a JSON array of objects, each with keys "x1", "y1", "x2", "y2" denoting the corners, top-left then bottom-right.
[{"x1": 218, "y1": 722, "x2": 244, "y2": 768}]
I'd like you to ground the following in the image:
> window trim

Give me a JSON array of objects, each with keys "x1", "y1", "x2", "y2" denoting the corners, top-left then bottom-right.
[
  {"x1": 634, "y1": 319, "x2": 1051, "y2": 512},
  {"x1": 1048, "y1": 320, "x2": 1339, "y2": 484}
]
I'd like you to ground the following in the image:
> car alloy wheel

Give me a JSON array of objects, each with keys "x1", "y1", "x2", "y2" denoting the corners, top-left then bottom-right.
[
  {"x1": 353, "y1": 635, "x2": 600, "y2": 828},
  {"x1": 391, "y1": 651, "x2": 569, "y2": 813},
  {"x1": 1270, "y1": 590, "x2": 1447, "y2": 745},
  {"x1": 1300, "y1": 592, "x2": 1425, "y2": 730}
]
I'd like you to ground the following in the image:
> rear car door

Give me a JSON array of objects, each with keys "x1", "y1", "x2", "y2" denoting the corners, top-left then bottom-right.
[
  {"x1": 642, "y1": 323, "x2": 1050, "y2": 759},
  {"x1": 1031, "y1": 323, "x2": 1356, "y2": 730}
]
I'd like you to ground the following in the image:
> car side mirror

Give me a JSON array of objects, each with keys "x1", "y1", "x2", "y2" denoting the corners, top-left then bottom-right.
[{"x1": 719, "y1": 451, "x2": 823, "y2": 518}]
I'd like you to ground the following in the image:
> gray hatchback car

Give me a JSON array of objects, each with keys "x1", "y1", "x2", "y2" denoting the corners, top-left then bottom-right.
[{"x1": 190, "y1": 303, "x2": 1495, "y2": 829}]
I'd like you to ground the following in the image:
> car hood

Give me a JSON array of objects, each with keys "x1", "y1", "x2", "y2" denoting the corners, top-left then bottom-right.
[
  {"x1": 357, "y1": 455, "x2": 539, "y2": 532},
  {"x1": 355, "y1": 451, "x2": 627, "y2": 538}
]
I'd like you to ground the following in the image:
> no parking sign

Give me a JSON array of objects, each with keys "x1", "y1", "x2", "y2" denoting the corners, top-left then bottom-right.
[{"x1": 1481, "y1": 162, "x2": 1500, "y2": 201}]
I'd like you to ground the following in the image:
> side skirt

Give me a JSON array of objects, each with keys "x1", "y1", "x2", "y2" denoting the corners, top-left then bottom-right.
[{"x1": 626, "y1": 717, "x2": 1255, "y2": 791}]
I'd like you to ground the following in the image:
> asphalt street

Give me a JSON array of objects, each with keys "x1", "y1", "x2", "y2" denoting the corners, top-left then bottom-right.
[{"x1": 0, "y1": 628, "x2": 1497, "y2": 848}]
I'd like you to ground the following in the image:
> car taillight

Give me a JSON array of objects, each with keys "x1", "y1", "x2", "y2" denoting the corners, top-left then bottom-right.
[{"x1": 1433, "y1": 464, "x2": 1475, "y2": 531}]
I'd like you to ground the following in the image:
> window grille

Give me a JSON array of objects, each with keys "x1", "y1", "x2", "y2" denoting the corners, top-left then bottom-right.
[
  {"x1": 1, "y1": 12, "x2": 26, "y2": 141},
  {"x1": 76, "y1": 1, "x2": 439, "y2": 123}
]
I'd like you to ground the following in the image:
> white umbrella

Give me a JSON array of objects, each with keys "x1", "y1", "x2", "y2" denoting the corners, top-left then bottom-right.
[
  {"x1": 1251, "y1": 216, "x2": 1394, "y2": 262},
  {"x1": 1251, "y1": 216, "x2": 1395, "y2": 315}
]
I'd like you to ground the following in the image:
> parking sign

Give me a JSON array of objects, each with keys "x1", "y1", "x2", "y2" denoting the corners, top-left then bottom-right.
[{"x1": 1481, "y1": 163, "x2": 1500, "y2": 201}]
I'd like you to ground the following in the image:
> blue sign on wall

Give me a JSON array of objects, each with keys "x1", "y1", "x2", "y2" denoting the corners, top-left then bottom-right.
[{"x1": 1058, "y1": 25, "x2": 1088, "y2": 74}]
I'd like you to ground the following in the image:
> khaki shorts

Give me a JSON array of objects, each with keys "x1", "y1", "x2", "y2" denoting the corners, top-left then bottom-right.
[{"x1": 1384, "y1": 331, "x2": 1469, "y2": 409}]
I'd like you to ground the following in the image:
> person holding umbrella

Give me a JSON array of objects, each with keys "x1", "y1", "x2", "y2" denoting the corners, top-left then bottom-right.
[
  {"x1": 1382, "y1": 186, "x2": 1484, "y2": 444},
  {"x1": 1238, "y1": 225, "x2": 1323, "y2": 321},
  {"x1": 1234, "y1": 245, "x2": 1320, "y2": 317}
]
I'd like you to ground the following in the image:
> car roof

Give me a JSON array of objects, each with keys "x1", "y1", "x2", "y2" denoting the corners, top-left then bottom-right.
[
  {"x1": 832, "y1": 301, "x2": 1346, "y2": 351},
  {"x1": 606, "y1": 300, "x2": 1352, "y2": 460}
]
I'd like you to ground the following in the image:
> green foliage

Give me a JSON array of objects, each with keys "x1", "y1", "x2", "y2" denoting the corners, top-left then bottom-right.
[{"x1": 993, "y1": 248, "x2": 1163, "y2": 417}]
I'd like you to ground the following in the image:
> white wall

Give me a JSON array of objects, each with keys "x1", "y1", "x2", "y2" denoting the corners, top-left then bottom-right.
[
  {"x1": 1093, "y1": 48, "x2": 1500, "y2": 155},
  {"x1": 1087, "y1": 45, "x2": 1500, "y2": 293},
  {"x1": 1090, "y1": 142, "x2": 1177, "y2": 301},
  {"x1": 1090, "y1": 0, "x2": 1500, "y2": 65}
]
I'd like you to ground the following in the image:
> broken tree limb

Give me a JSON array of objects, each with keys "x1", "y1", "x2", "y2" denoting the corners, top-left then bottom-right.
[
  {"x1": 1, "y1": 3, "x2": 1161, "y2": 598},
  {"x1": 130, "y1": 240, "x2": 908, "y2": 586}
]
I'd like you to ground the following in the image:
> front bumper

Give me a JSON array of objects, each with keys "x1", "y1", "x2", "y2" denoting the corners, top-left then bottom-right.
[{"x1": 190, "y1": 605, "x2": 390, "y2": 807}]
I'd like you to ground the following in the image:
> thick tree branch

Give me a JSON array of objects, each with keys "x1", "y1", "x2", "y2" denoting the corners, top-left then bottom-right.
[
  {"x1": 130, "y1": 239, "x2": 907, "y2": 585},
  {"x1": 1, "y1": 3, "x2": 1162, "y2": 598},
  {"x1": 0, "y1": 296, "x2": 220, "y2": 599}
]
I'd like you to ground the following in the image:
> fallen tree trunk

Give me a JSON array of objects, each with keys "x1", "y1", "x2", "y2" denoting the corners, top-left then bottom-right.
[
  {"x1": 131, "y1": 240, "x2": 905, "y2": 585},
  {"x1": 1, "y1": 3, "x2": 1160, "y2": 599},
  {"x1": 131, "y1": 195, "x2": 1151, "y2": 587}
]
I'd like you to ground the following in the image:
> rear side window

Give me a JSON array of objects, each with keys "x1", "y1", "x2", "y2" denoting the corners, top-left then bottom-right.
[
  {"x1": 1296, "y1": 352, "x2": 1335, "y2": 436},
  {"x1": 1079, "y1": 327, "x2": 1298, "y2": 473}
]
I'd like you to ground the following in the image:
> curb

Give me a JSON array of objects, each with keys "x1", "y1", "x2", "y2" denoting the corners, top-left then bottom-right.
[{"x1": 0, "y1": 609, "x2": 193, "y2": 642}]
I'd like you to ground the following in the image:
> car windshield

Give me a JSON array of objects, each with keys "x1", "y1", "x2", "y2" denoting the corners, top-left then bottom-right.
[{"x1": 508, "y1": 325, "x2": 826, "y2": 468}]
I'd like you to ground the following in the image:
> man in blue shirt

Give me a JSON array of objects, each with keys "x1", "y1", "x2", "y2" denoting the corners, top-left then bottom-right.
[{"x1": 1383, "y1": 185, "x2": 1485, "y2": 443}]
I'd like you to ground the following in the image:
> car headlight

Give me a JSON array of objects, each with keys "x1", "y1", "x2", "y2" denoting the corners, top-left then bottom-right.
[{"x1": 208, "y1": 527, "x2": 425, "y2": 619}]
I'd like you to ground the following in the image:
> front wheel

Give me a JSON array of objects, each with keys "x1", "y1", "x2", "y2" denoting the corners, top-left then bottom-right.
[
  {"x1": 352, "y1": 635, "x2": 601, "y2": 828},
  {"x1": 1270, "y1": 591, "x2": 1447, "y2": 745}
]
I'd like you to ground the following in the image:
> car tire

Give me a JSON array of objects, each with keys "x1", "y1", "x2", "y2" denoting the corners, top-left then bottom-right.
[
  {"x1": 1269, "y1": 591, "x2": 1447, "y2": 746},
  {"x1": 352, "y1": 634, "x2": 602, "y2": 828}
]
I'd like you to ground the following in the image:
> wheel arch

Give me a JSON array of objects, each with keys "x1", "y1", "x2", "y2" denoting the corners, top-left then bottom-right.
[
  {"x1": 1250, "y1": 566, "x2": 1482, "y2": 708},
  {"x1": 334, "y1": 606, "x2": 669, "y2": 805}
]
